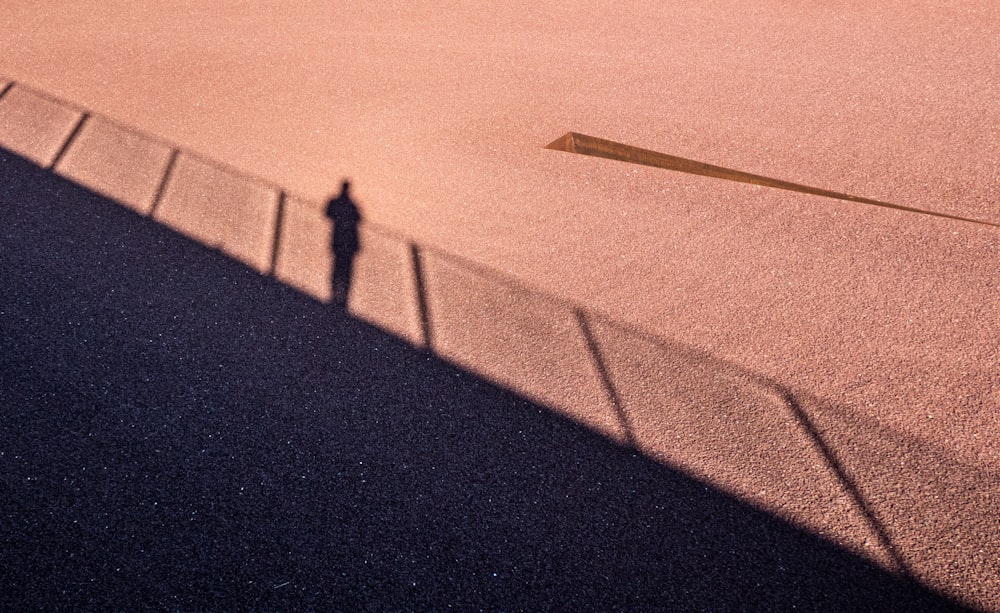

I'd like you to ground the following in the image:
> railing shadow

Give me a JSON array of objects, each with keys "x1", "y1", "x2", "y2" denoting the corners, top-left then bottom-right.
[{"x1": 0, "y1": 147, "x2": 970, "y2": 610}]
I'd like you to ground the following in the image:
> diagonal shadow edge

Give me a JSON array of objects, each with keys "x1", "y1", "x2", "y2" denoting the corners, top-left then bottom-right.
[
  {"x1": 3, "y1": 80, "x2": 986, "y2": 548},
  {"x1": 546, "y1": 131, "x2": 1000, "y2": 229},
  {"x1": 0, "y1": 144, "x2": 974, "y2": 611},
  {"x1": 0, "y1": 75, "x2": 990, "y2": 607}
]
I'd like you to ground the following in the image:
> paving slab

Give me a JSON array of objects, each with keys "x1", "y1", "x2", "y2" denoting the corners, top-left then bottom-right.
[
  {"x1": 799, "y1": 393, "x2": 1000, "y2": 605},
  {"x1": 153, "y1": 153, "x2": 278, "y2": 273},
  {"x1": 54, "y1": 115, "x2": 174, "y2": 215},
  {"x1": 0, "y1": 85, "x2": 81, "y2": 167},
  {"x1": 347, "y1": 226, "x2": 424, "y2": 346},
  {"x1": 584, "y1": 315, "x2": 900, "y2": 569},
  {"x1": 272, "y1": 195, "x2": 334, "y2": 300},
  {"x1": 421, "y1": 251, "x2": 627, "y2": 443},
  {"x1": 274, "y1": 196, "x2": 423, "y2": 345}
]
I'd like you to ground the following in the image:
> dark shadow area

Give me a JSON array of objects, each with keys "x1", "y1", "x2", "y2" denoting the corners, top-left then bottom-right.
[
  {"x1": 0, "y1": 147, "x2": 969, "y2": 611},
  {"x1": 326, "y1": 180, "x2": 361, "y2": 307}
]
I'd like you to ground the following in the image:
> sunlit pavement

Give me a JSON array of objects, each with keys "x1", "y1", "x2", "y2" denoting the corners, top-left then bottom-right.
[{"x1": 2, "y1": 3, "x2": 998, "y2": 610}]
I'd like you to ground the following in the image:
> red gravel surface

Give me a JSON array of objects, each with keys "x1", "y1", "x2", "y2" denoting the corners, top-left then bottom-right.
[{"x1": 2, "y1": 2, "x2": 998, "y2": 609}]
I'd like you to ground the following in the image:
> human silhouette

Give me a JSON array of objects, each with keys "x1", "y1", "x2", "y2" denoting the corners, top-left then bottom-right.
[{"x1": 326, "y1": 180, "x2": 362, "y2": 307}]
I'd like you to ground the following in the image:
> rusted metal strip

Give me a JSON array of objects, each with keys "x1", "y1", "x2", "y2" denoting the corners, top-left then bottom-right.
[{"x1": 546, "y1": 132, "x2": 998, "y2": 228}]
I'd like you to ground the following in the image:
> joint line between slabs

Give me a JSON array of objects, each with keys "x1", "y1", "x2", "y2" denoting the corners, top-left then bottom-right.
[
  {"x1": 269, "y1": 191, "x2": 287, "y2": 276},
  {"x1": 49, "y1": 112, "x2": 90, "y2": 170},
  {"x1": 148, "y1": 149, "x2": 179, "y2": 218},
  {"x1": 780, "y1": 392, "x2": 914, "y2": 578},
  {"x1": 574, "y1": 309, "x2": 637, "y2": 449},
  {"x1": 410, "y1": 244, "x2": 433, "y2": 350}
]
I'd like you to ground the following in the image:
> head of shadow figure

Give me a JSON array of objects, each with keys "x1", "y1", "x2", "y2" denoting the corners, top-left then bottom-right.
[{"x1": 325, "y1": 180, "x2": 362, "y2": 307}]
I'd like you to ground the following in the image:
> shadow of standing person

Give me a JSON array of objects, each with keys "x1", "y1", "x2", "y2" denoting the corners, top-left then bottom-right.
[{"x1": 326, "y1": 180, "x2": 362, "y2": 307}]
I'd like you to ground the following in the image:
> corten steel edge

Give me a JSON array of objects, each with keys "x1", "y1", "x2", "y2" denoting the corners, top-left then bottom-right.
[{"x1": 545, "y1": 131, "x2": 1000, "y2": 229}]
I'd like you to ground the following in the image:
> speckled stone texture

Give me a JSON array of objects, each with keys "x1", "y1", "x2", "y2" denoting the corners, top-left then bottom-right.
[
  {"x1": 153, "y1": 153, "x2": 278, "y2": 273},
  {"x1": 55, "y1": 115, "x2": 174, "y2": 214},
  {"x1": 0, "y1": 145, "x2": 968, "y2": 612},
  {"x1": 0, "y1": 85, "x2": 81, "y2": 167},
  {"x1": 1, "y1": 2, "x2": 998, "y2": 609},
  {"x1": 422, "y1": 251, "x2": 627, "y2": 443},
  {"x1": 275, "y1": 196, "x2": 424, "y2": 345}
]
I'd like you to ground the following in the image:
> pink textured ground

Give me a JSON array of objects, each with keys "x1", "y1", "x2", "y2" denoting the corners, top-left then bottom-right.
[{"x1": 2, "y1": 1, "x2": 998, "y2": 608}]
